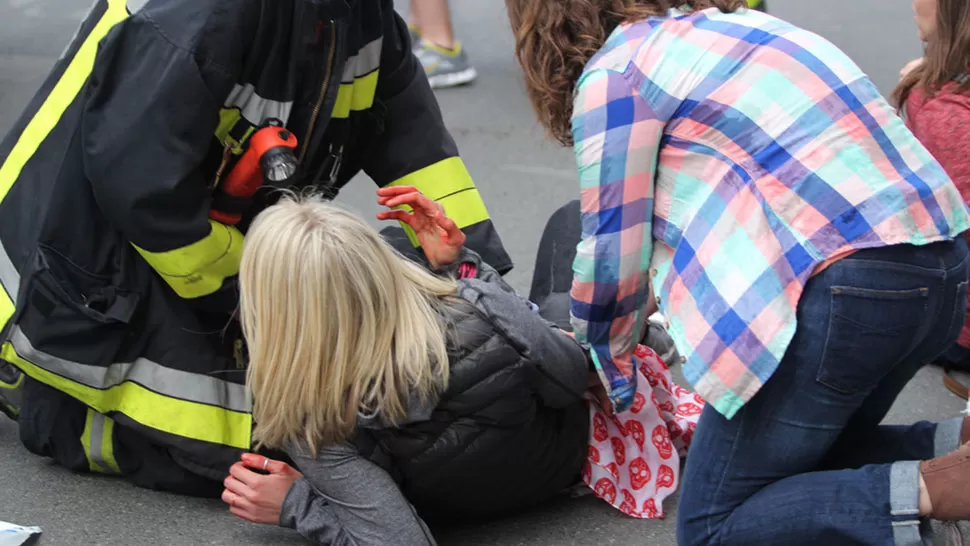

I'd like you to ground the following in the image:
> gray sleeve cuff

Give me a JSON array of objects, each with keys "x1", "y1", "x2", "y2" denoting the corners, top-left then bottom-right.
[
  {"x1": 279, "y1": 477, "x2": 312, "y2": 529},
  {"x1": 432, "y1": 247, "x2": 476, "y2": 277},
  {"x1": 277, "y1": 478, "x2": 346, "y2": 544}
]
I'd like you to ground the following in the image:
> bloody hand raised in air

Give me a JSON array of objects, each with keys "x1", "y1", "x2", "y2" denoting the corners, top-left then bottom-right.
[{"x1": 377, "y1": 186, "x2": 466, "y2": 269}]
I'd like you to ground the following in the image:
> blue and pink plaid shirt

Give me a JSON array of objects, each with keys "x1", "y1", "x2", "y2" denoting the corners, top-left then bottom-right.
[{"x1": 569, "y1": 8, "x2": 970, "y2": 418}]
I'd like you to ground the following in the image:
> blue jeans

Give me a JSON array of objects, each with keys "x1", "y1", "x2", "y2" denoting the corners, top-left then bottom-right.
[{"x1": 677, "y1": 239, "x2": 970, "y2": 546}]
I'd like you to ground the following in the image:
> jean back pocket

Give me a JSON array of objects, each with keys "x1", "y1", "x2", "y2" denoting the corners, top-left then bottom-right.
[{"x1": 816, "y1": 285, "x2": 929, "y2": 394}]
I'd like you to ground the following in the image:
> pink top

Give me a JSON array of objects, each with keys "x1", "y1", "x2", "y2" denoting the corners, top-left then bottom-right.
[{"x1": 906, "y1": 82, "x2": 970, "y2": 348}]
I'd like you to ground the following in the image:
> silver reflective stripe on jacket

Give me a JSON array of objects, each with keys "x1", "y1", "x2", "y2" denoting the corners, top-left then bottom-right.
[
  {"x1": 225, "y1": 83, "x2": 294, "y2": 127},
  {"x1": 341, "y1": 36, "x2": 382, "y2": 83},
  {"x1": 8, "y1": 326, "x2": 249, "y2": 413}
]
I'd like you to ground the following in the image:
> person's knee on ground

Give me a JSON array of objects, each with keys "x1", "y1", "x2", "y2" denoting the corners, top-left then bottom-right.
[
  {"x1": 19, "y1": 376, "x2": 227, "y2": 497},
  {"x1": 677, "y1": 241, "x2": 970, "y2": 544},
  {"x1": 528, "y1": 200, "x2": 581, "y2": 306},
  {"x1": 18, "y1": 377, "x2": 89, "y2": 472}
]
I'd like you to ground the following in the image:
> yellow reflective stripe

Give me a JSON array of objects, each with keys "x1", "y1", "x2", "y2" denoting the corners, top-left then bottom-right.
[
  {"x1": 214, "y1": 108, "x2": 256, "y2": 156},
  {"x1": 82, "y1": 408, "x2": 121, "y2": 474},
  {"x1": 350, "y1": 71, "x2": 379, "y2": 111},
  {"x1": 388, "y1": 157, "x2": 475, "y2": 201},
  {"x1": 214, "y1": 108, "x2": 241, "y2": 145},
  {"x1": 331, "y1": 70, "x2": 379, "y2": 119},
  {"x1": 0, "y1": 290, "x2": 11, "y2": 337},
  {"x1": 0, "y1": 0, "x2": 248, "y2": 451},
  {"x1": 0, "y1": 288, "x2": 11, "y2": 336},
  {"x1": 8, "y1": 325, "x2": 250, "y2": 411},
  {"x1": 436, "y1": 187, "x2": 489, "y2": 227},
  {"x1": 3, "y1": 343, "x2": 252, "y2": 448},
  {"x1": 81, "y1": 409, "x2": 101, "y2": 473},
  {"x1": 133, "y1": 220, "x2": 244, "y2": 299},
  {"x1": 99, "y1": 411, "x2": 121, "y2": 473},
  {"x1": 388, "y1": 157, "x2": 491, "y2": 246},
  {"x1": 0, "y1": 0, "x2": 128, "y2": 206},
  {"x1": 0, "y1": 0, "x2": 126, "y2": 333},
  {"x1": 747, "y1": 0, "x2": 762, "y2": 6}
]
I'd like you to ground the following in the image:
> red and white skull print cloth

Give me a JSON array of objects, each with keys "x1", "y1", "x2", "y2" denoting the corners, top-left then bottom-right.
[{"x1": 581, "y1": 344, "x2": 703, "y2": 519}]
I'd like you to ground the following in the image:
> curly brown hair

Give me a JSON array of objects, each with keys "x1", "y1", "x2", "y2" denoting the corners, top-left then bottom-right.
[
  {"x1": 506, "y1": 0, "x2": 745, "y2": 146},
  {"x1": 891, "y1": 0, "x2": 970, "y2": 110}
]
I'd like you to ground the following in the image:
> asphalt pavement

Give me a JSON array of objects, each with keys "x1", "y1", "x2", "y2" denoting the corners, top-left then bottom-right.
[{"x1": 1, "y1": 1, "x2": 968, "y2": 545}]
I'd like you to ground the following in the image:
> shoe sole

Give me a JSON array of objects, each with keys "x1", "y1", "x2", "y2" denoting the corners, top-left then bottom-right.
[
  {"x1": 0, "y1": 401, "x2": 17, "y2": 420},
  {"x1": 428, "y1": 67, "x2": 478, "y2": 89},
  {"x1": 0, "y1": 363, "x2": 23, "y2": 420}
]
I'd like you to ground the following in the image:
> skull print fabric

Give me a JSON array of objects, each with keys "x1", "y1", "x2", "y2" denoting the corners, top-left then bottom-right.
[{"x1": 582, "y1": 345, "x2": 702, "y2": 519}]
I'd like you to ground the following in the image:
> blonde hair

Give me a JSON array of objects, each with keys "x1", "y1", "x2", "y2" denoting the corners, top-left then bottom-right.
[{"x1": 239, "y1": 195, "x2": 458, "y2": 455}]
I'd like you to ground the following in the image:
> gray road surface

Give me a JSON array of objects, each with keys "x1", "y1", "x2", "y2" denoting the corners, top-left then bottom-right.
[{"x1": 1, "y1": 1, "x2": 967, "y2": 545}]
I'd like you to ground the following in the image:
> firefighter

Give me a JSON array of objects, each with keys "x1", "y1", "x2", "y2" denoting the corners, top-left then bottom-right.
[{"x1": 0, "y1": 0, "x2": 510, "y2": 496}]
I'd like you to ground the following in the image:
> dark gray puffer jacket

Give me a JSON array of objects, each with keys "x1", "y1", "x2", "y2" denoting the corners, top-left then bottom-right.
[
  {"x1": 369, "y1": 251, "x2": 590, "y2": 520},
  {"x1": 279, "y1": 249, "x2": 590, "y2": 545}
]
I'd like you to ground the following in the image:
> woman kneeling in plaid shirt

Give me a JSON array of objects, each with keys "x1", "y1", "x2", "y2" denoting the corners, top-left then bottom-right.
[{"x1": 507, "y1": 1, "x2": 970, "y2": 544}]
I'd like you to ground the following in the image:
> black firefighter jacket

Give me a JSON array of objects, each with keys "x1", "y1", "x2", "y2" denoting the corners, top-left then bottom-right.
[{"x1": 0, "y1": 0, "x2": 511, "y2": 493}]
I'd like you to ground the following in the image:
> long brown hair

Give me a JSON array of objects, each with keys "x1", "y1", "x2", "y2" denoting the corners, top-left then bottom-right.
[
  {"x1": 893, "y1": 0, "x2": 970, "y2": 110},
  {"x1": 506, "y1": 0, "x2": 745, "y2": 146}
]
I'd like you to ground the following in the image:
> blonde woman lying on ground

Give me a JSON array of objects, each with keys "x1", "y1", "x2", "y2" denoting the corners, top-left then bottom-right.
[{"x1": 220, "y1": 187, "x2": 701, "y2": 545}]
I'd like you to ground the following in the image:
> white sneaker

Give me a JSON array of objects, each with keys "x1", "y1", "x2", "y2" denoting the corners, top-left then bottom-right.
[{"x1": 414, "y1": 40, "x2": 478, "y2": 89}]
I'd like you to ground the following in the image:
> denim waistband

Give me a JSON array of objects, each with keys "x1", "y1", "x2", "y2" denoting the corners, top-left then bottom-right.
[{"x1": 835, "y1": 238, "x2": 969, "y2": 276}]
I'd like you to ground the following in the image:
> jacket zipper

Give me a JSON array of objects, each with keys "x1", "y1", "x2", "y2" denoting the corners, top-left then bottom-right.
[{"x1": 299, "y1": 19, "x2": 337, "y2": 162}]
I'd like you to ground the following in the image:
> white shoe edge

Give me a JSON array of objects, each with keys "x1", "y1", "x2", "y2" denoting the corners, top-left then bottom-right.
[{"x1": 428, "y1": 67, "x2": 478, "y2": 89}]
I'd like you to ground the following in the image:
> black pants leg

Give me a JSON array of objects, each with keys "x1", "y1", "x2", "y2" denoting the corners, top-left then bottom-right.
[
  {"x1": 525, "y1": 200, "x2": 680, "y2": 363},
  {"x1": 527, "y1": 200, "x2": 582, "y2": 330}
]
